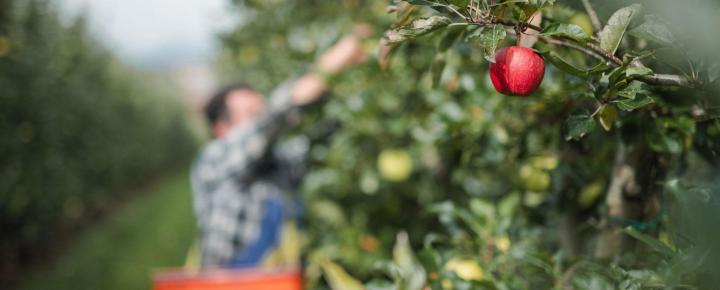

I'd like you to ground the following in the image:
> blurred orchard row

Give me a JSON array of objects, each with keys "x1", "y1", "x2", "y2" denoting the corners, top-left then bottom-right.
[{"x1": 0, "y1": 0, "x2": 200, "y2": 279}]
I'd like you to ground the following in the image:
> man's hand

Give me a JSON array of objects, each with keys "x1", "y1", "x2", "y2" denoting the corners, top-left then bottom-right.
[
  {"x1": 316, "y1": 35, "x2": 367, "y2": 74},
  {"x1": 292, "y1": 27, "x2": 371, "y2": 106}
]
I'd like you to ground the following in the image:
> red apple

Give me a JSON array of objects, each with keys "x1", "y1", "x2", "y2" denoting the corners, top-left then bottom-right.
[{"x1": 489, "y1": 46, "x2": 545, "y2": 96}]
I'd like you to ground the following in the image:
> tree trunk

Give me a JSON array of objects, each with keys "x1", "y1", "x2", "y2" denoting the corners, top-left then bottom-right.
[
  {"x1": 595, "y1": 142, "x2": 666, "y2": 260},
  {"x1": 559, "y1": 210, "x2": 579, "y2": 258}
]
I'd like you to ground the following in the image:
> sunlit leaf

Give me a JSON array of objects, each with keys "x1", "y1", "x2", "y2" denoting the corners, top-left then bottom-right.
[
  {"x1": 599, "y1": 4, "x2": 642, "y2": 55},
  {"x1": 321, "y1": 260, "x2": 366, "y2": 290},
  {"x1": 598, "y1": 104, "x2": 618, "y2": 131},
  {"x1": 468, "y1": 24, "x2": 506, "y2": 62},
  {"x1": 385, "y1": 16, "x2": 452, "y2": 44},
  {"x1": 541, "y1": 23, "x2": 591, "y2": 44},
  {"x1": 617, "y1": 80, "x2": 649, "y2": 99},
  {"x1": 393, "y1": 232, "x2": 426, "y2": 290}
]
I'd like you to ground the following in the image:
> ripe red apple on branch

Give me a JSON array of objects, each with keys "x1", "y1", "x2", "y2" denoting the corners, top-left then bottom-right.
[{"x1": 489, "y1": 46, "x2": 545, "y2": 96}]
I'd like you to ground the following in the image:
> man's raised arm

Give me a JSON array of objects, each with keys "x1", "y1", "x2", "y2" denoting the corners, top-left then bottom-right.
[{"x1": 191, "y1": 33, "x2": 368, "y2": 189}]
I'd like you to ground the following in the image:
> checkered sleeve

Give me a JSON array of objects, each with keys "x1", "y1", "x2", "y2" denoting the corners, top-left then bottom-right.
[{"x1": 193, "y1": 78, "x2": 299, "y2": 186}]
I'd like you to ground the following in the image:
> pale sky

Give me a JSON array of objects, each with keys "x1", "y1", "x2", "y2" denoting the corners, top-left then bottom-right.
[{"x1": 57, "y1": 0, "x2": 237, "y2": 68}]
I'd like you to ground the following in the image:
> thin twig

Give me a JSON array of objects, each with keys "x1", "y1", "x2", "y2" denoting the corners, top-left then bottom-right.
[
  {"x1": 586, "y1": 43, "x2": 623, "y2": 66},
  {"x1": 445, "y1": 5, "x2": 469, "y2": 21},
  {"x1": 490, "y1": 18, "x2": 543, "y2": 32},
  {"x1": 580, "y1": 0, "x2": 603, "y2": 32},
  {"x1": 541, "y1": 37, "x2": 605, "y2": 62}
]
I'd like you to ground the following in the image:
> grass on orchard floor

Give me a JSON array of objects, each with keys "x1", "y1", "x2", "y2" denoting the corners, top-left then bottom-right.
[{"x1": 17, "y1": 170, "x2": 196, "y2": 290}]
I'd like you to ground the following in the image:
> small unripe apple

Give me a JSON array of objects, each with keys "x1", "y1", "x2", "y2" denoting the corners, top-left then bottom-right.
[
  {"x1": 377, "y1": 149, "x2": 413, "y2": 182},
  {"x1": 519, "y1": 164, "x2": 550, "y2": 192},
  {"x1": 444, "y1": 258, "x2": 484, "y2": 281},
  {"x1": 570, "y1": 13, "x2": 594, "y2": 36},
  {"x1": 489, "y1": 46, "x2": 545, "y2": 96}
]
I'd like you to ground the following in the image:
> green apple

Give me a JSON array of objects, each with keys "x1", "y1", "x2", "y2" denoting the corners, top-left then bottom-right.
[
  {"x1": 377, "y1": 149, "x2": 413, "y2": 182},
  {"x1": 520, "y1": 164, "x2": 551, "y2": 192},
  {"x1": 570, "y1": 13, "x2": 594, "y2": 36},
  {"x1": 445, "y1": 258, "x2": 484, "y2": 281}
]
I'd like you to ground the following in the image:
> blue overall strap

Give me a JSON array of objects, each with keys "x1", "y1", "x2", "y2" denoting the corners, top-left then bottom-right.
[{"x1": 228, "y1": 197, "x2": 284, "y2": 268}]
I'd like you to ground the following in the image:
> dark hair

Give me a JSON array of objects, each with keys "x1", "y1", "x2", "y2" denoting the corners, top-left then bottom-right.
[{"x1": 204, "y1": 83, "x2": 254, "y2": 125}]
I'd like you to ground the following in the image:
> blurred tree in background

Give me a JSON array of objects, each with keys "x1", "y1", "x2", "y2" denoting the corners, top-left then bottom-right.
[
  {"x1": 220, "y1": 0, "x2": 720, "y2": 289},
  {"x1": 0, "y1": 0, "x2": 200, "y2": 283}
]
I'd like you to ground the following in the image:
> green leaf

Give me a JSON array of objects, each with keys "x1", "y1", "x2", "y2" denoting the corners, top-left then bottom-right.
[
  {"x1": 385, "y1": 16, "x2": 452, "y2": 44},
  {"x1": 616, "y1": 94, "x2": 654, "y2": 111},
  {"x1": 617, "y1": 80, "x2": 649, "y2": 99},
  {"x1": 625, "y1": 66, "x2": 653, "y2": 78},
  {"x1": 393, "y1": 232, "x2": 426, "y2": 290},
  {"x1": 541, "y1": 23, "x2": 591, "y2": 43},
  {"x1": 629, "y1": 15, "x2": 675, "y2": 46},
  {"x1": 541, "y1": 51, "x2": 588, "y2": 76},
  {"x1": 565, "y1": 113, "x2": 596, "y2": 141},
  {"x1": 606, "y1": 65, "x2": 628, "y2": 86},
  {"x1": 599, "y1": 4, "x2": 642, "y2": 55},
  {"x1": 321, "y1": 260, "x2": 366, "y2": 290},
  {"x1": 598, "y1": 104, "x2": 618, "y2": 131},
  {"x1": 624, "y1": 227, "x2": 675, "y2": 257},
  {"x1": 468, "y1": 24, "x2": 506, "y2": 62}
]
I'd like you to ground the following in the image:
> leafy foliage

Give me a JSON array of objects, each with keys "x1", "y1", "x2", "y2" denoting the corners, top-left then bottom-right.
[{"x1": 220, "y1": 0, "x2": 720, "y2": 289}]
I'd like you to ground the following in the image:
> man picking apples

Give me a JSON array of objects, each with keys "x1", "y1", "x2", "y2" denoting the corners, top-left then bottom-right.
[{"x1": 191, "y1": 32, "x2": 367, "y2": 268}]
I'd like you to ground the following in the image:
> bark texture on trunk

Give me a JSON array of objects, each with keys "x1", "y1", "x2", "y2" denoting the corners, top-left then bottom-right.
[{"x1": 595, "y1": 143, "x2": 666, "y2": 260}]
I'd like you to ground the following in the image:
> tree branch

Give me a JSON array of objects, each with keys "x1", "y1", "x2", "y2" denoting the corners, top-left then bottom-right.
[
  {"x1": 638, "y1": 73, "x2": 692, "y2": 87},
  {"x1": 476, "y1": 18, "x2": 696, "y2": 87},
  {"x1": 541, "y1": 37, "x2": 605, "y2": 62},
  {"x1": 586, "y1": 42, "x2": 623, "y2": 65},
  {"x1": 490, "y1": 18, "x2": 542, "y2": 33},
  {"x1": 580, "y1": 0, "x2": 603, "y2": 33}
]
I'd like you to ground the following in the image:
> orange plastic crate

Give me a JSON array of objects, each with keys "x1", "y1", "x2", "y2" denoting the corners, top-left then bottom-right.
[{"x1": 152, "y1": 268, "x2": 302, "y2": 290}]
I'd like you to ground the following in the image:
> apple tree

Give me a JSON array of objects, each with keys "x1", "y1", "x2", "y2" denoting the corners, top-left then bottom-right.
[{"x1": 219, "y1": 0, "x2": 720, "y2": 289}]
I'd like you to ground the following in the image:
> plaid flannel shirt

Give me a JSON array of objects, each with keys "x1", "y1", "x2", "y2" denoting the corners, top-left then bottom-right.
[{"x1": 190, "y1": 79, "x2": 308, "y2": 267}]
